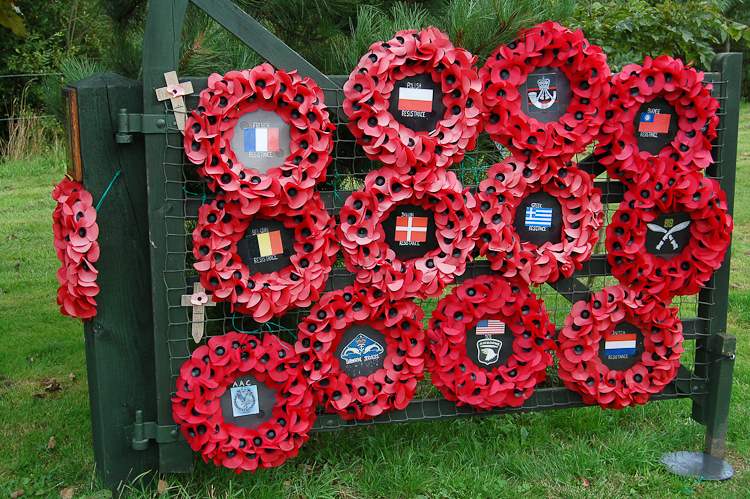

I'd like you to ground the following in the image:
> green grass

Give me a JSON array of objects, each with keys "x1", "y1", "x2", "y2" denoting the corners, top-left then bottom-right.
[{"x1": 1, "y1": 105, "x2": 750, "y2": 498}]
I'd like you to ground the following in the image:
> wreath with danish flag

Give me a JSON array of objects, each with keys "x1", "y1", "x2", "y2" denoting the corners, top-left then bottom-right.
[
  {"x1": 294, "y1": 284, "x2": 428, "y2": 420},
  {"x1": 184, "y1": 63, "x2": 335, "y2": 209},
  {"x1": 479, "y1": 21, "x2": 610, "y2": 160},
  {"x1": 556, "y1": 285, "x2": 684, "y2": 410},
  {"x1": 337, "y1": 167, "x2": 479, "y2": 298},
  {"x1": 192, "y1": 191, "x2": 338, "y2": 322},
  {"x1": 426, "y1": 275, "x2": 556, "y2": 410},
  {"x1": 343, "y1": 26, "x2": 483, "y2": 172},
  {"x1": 473, "y1": 156, "x2": 603, "y2": 285},
  {"x1": 52, "y1": 177, "x2": 100, "y2": 321},
  {"x1": 596, "y1": 55, "x2": 719, "y2": 183},
  {"x1": 606, "y1": 158, "x2": 732, "y2": 302},
  {"x1": 172, "y1": 331, "x2": 316, "y2": 472}
]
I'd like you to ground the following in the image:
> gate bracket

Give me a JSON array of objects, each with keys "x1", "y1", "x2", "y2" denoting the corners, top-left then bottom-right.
[
  {"x1": 116, "y1": 109, "x2": 173, "y2": 143},
  {"x1": 125, "y1": 410, "x2": 182, "y2": 450}
]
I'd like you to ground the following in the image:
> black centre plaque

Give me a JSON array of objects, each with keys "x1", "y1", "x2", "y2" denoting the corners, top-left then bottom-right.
[
  {"x1": 218, "y1": 373, "x2": 277, "y2": 430},
  {"x1": 381, "y1": 204, "x2": 440, "y2": 261},
  {"x1": 512, "y1": 191, "x2": 563, "y2": 246},
  {"x1": 235, "y1": 217, "x2": 296, "y2": 274},
  {"x1": 521, "y1": 66, "x2": 573, "y2": 123},
  {"x1": 632, "y1": 97, "x2": 679, "y2": 155},
  {"x1": 598, "y1": 321, "x2": 645, "y2": 372},
  {"x1": 465, "y1": 318, "x2": 515, "y2": 369},
  {"x1": 645, "y1": 211, "x2": 692, "y2": 261},
  {"x1": 333, "y1": 324, "x2": 387, "y2": 379},
  {"x1": 387, "y1": 73, "x2": 447, "y2": 134}
]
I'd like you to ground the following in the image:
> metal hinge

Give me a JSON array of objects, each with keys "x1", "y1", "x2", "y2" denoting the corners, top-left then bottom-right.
[
  {"x1": 116, "y1": 109, "x2": 178, "y2": 143},
  {"x1": 125, "y1": 410, "x2": 183, "y2": 450}
]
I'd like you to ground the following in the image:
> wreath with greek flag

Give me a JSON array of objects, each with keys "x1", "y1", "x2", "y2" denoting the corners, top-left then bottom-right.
[
  {"x1": 295, "y1": 284, "x2": 427, "y2": 420},
  {"x1": 606, "y1": 157, "x2": 732, "y2": 302},
  {"x1": 426, "y1": 275, "x2": 556, "y2": 410},
  {"x1": 596, "y1": 55, "x2": 719, "y2": 183},
  {"x1": 192, "y1": 191, "x2": 338, "y2": 322},
  {"x1": 343, "y1": 26, "x2": 483, "y2": 172},
  {"x1": 556, "y1": 285, "x2": 684, "y2": 410},
  {"x1": 172, "y1": 331, "x2": 316, "y2": 472},
  {"x1": 52, "y1": 177, "x2": 100, "y2": 321},
  {"x1": 185, "y1": 63, "x2": 335, "y2": 209},
  {"x1": 479, "y1": 21, "x2": 610, "y2": 160},
  {"x1": 473, "y1": 156, "x2": 603, "y2": 286}
]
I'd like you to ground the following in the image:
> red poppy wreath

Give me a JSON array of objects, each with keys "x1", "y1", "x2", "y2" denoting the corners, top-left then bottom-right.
[
  {"x1": 52, "y1": 177, "x2": 100, "y2": 320},
  {"x1": 172, "y1": 331, "x2": 316, "y2": 472},
  {"x1": 473, "y1": 156, "x2": 603, "y2": 285},
  {"x1": 337, "y1": 167, "x2": 479, "y2": 298},
  {"x1": 192, "y1": 191, "x2": 338, "y2": 322},
  {"x1": 479, "y1": 21, "x2": 610, "y2": 160},
  {"x1": 606, "y1": 158, "x2": 732, "y2": 302},
  {"x1": 426, "y1": 275, "x2": 556, "y2": 410},
  {"x1": 343, "y1": 26, "x2": 483, "y2": 172},
  {"x1": 185, "y1": 63, "x2": 335, "y2": 209},
  {"x1": 596, "y1": 54, "x2": 719, "y2": 183},
  {"x1": 294, "y1": 284, "x2": 428, "y2": 420},
  {"x1": 557, "y1": 285, "x2": 684, "y2": 410}
]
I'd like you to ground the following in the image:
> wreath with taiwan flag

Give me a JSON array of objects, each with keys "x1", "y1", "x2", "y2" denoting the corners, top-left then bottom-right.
[
  {"x1": 173, "y1": 331, "x2": 316, "y2": 472},
  {"x1": 52, "y1": 177, "x2": 100, "y2": 321},
  {"x1": 185, "y1": 63, "x2": 335, "y2": 209},
  {"x1": 343, "y1": 26, "x2": 483, "y2": 173},
  {"x1": 556, "y1": 285, "x2": 683, "y2": 410}
]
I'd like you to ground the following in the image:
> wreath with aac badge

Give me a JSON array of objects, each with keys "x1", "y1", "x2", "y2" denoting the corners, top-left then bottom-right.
[
  {"x1": 479, "y1": 21, "x2": 610, "y2": 160},
  {"x1": 192, "y1": 191, "x2": 338, "y2": 322},
  {"x1": 556, "y1": 285, "x2": 684, "y2": 410},
  {"x1": 185, "y1": 63, "x2": 335, "y2": 209},
  {"x1": 426, "y1": 275, "x2": 556, "y2": 410},
  {"x1": 52, "y1": 177, "x2": 100, "y2": 320},
  {"x1": 173, "y1": 331, "x2": 316, "y2": 472},
  {"x1": 295, "y1": 285, "x2": 428, "y2": 420},
  {"x1": 343, "y1": 27, "x2": 483, "y2": 172}
]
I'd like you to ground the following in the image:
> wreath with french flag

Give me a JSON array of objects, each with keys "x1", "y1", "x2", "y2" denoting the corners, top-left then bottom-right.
[
  {"x1": 556, "y1": 285, "x2": 684, "y2": 410},
  {"x1": 172, "y1": 331, "x2": 316, "y2": 472},
  {"x1": 52, "y1": 177, "x2": 100, "y2": 321},
  {"x1": 184, "y1": 63, "x2": 335, "y2": 209},
  {"x1": 191, "y1": 191, "x2": 338, "y2": 322}
]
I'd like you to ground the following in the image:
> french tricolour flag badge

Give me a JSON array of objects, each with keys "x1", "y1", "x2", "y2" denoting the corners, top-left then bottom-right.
[
  {"x1": 475, "y1": 319, "x2": 505, "y2": 335},
  {"x1": 395, "y1": 216, "x2": 428, "y2": 242},
  {"x1": 398, "y1": 87, "x2": 433, "y2": 112},
  {"x1": 244, "y1": 128, "x2": 279, "y2": 152},
  {"x1": 639, "y1": 112, "x2": 671, "y2": 134},
  {"x1": 604, "y1": 333, "x2": 637, "y2": 356}
]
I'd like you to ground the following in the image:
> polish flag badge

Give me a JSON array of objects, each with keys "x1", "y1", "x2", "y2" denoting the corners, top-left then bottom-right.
[{"x1": 398, "y1": 87, "x2": 433, "y2": 112}]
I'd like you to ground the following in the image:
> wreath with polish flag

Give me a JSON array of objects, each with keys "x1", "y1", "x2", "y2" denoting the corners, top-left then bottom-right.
[
  {"x1": 294, "y1": 284, "x2": 428, "y2": 420},
  {"x1": 343, "y1": 26, "x2": 483, "y2": 173},
  {"x1": 556, "y1": 285, "x2": 683, "y2": 410},
  {"x1": 184, "y1": 63, "x2": 335, "y2": 209},
  {"x1": 426, "y1": 275, "x2": 556, "y2": 410},
  {"x1": 191, "y1": 190, "x2": 338, "y2": 322},
  {"x1": 172, "y1": 331, "x2": 316, "y2": 472},
  {"x1": 52, "y1": 177, "x2": 100, "y2": 321}
]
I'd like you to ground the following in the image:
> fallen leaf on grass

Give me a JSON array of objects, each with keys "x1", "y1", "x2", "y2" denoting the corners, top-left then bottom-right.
[
  {"x1": 42, "y1": 378, "x2": 61, "y2": 392},
  {"x1": 157, "y1": 479, "x2": 168, "y2": 495},
  {"x1": 33, "y1": 393, "x2": 47, "y2": 399},
  {"x1": 48, "y1": 436, "x2": 56, "y2": 450},
  {"x1": 7, "y1": 234, "x2": 16, "y2": 240},
  {"x1": 60, "y1": 487, "x2": 74, "y2": 499},
  {"x1": 297, "y1": 463, "x2": 313, "y2": 474},
  {"x1": 10, "y1": 490, "x2": 24, "y2": 499},
  {"x1": 69, "y1": 373, "x2": 76, "y2": 382},
  {"x1": 582, "y1": 477, "x2": 591, "y2": 487}
]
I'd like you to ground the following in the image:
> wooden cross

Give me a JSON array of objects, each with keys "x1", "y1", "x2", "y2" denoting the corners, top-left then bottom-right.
[
  {"x1": 180, "y1": 282, "x2": 217, "y2": 343},
  {"x1": 155, "y1": 71, "x2": 194, "y2": 134}
]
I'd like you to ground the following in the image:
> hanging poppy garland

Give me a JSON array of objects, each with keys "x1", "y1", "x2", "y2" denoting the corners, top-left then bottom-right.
[
  {"x1": 480, "y1": 21, "x2": 610, "y2": 160},
  {"x1": 192, "y1": 191, "x2": 338, "y2": 322},
  {"x1": 426, "y1": 275, "x2": 556, "y2": 410},
  {"x1": 184, "y1": 63, "x2": 335, "y2": 209},
  {"x1": 596, "y1": 55, "x2": 719, "y2": 183},
  {"x1": 606, "y1": 161, "x2": 732, "y2": 302},
  {"x1": 473, "y1": 156, "x2": 603, "y2": 285},
  {"x1": 52, "y1": 177, "x2": 100, "y2": 320},
  {"x1": 295, "y1": 285, "x2": 428, "y2": 420},
  {"x1": 343, "y1": 26, "x2": 483, "y2": 172},
  {"x1": 557, "y1": 285, "x2": 684, "y2": 409},
  {"x1": 337, "y1": 167, "x2": 479, "y2": 298},
  {"x1": 172, "y1": 331, "x2": 316, "y2": 472}
]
